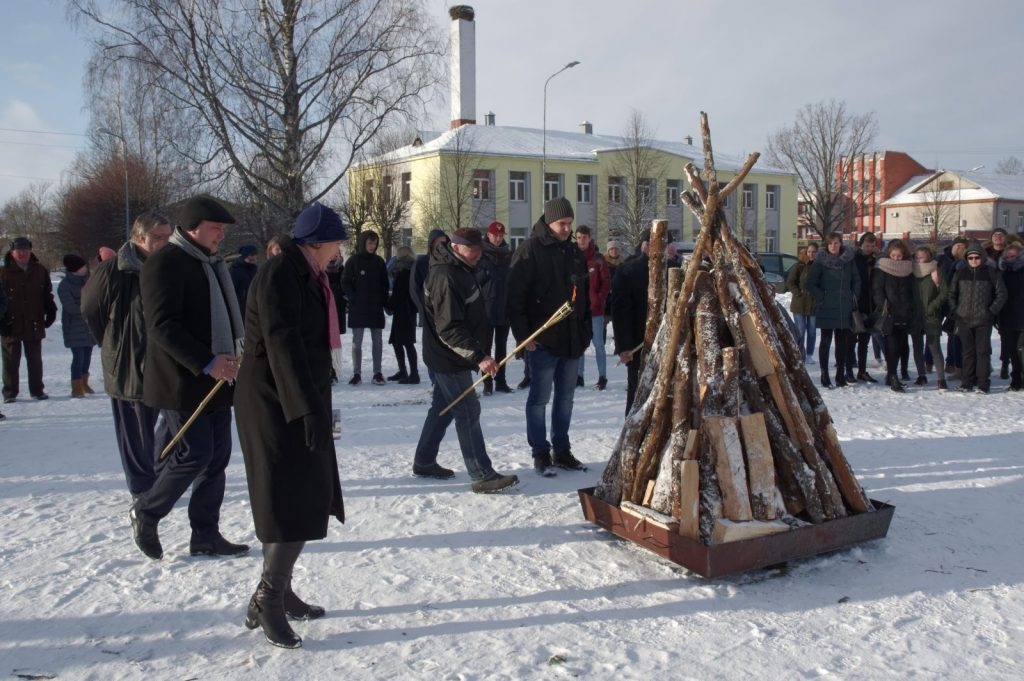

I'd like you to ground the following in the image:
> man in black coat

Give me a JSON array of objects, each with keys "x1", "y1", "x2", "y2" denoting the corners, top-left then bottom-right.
[
  {"x1": 341, "y1": 230, "x2": 389, "y2": 385},
  {"x1": 131, "y1": 195, "x2": 249, "y2": 561},
  {"x1": 611, "y1": 233, "x2": 650, "y2": 415},
  {"x1": 1, "y1": 236, "x2": 57, "y2": 402},
  {"x1": 949, "y1": 240, "x2": 1007, "y2": 393},
  {"x1": 411, "y1": 229, "x2": 448, "y2": 387},
  {"x1": 478, "y1": 221, "x2": 513, "y2": 394},
  {"x1": 847, "y1": 232, "x2": 879, "y2": 383},
  {"x1": 82, "y1": 211, "x2": 173, "y2": 500},
  {"x1": 412, "y1": 228, "x2": 518, "y2": 494},
  {"x1": 230, "y1": 244, "x2": 259, "y2": 318},
  {"x1": 507, "y1": 196, "x2": 591, "y2": 477}
]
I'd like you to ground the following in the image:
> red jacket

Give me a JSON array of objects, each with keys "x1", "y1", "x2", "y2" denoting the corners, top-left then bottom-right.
[{"x1": 580, "y1": 241, "x2": 611, "y2": 317}]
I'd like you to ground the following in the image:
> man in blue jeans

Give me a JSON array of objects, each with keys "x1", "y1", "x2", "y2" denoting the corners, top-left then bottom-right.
[
  {"x1": 412, "y1": 228, "x2": 518, "y2": 494},
  {"x1": 508, "y1": 196, "x2": 593, "y2": 476}
]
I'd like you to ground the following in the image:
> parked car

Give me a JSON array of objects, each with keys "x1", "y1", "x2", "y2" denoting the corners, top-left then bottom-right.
[{"x1": 754, "y1": 252, "x2": 799, "y2": 294}]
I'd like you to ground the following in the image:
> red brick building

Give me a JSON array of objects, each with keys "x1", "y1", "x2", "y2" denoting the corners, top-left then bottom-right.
[{"x1": 836, "y1": 151, "x2": 931, "y2": 235}]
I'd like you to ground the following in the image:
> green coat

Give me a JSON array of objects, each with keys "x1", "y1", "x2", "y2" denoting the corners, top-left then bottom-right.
[
  {"x1": 806, "y1": 246, "x2": 859, "y2": 330},
  {"x1": 786, "y1": 261, "x2": 816, "y2": 316},
  {"x1": 912, "y1": 264, "x2": 948, "y2": 336}
]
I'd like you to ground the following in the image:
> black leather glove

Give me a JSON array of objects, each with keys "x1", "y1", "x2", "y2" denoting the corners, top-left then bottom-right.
[{"x1": 303, "y1": 413, "x2": 329, "y2": 454}]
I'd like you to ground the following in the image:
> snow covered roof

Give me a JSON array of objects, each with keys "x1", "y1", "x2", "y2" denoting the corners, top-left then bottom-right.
[
  {"x1": 883, "y1": 170, "x2": 1024, "y2": 206},
  {"x1": 358, "y1": 124, "x2": 792, "y2": 176}
]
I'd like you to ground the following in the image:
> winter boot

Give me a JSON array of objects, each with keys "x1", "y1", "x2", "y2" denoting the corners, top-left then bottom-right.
[
  {"x1": 576, "y1": 375, "x2": 584, "y2": 388},
  {"x1": 552, "y1": 449, "x2": 587, "y2": 471},
  {"x1": 820, "y1": 373, "x2": 832, "y2": 388},
  {"x1": 834, "y1": 370, "x2": 848, "y2": 388},
  {"x1": 914, "y1": 375, "x2": 927, "y2": 386},
  {"x1": 82, "y1": 372, "x2": 96, "y2": 394},
  {"x1": 71, "y1": 378, "x2": 86, "y2": 398},
  {"x1": 387, "y1": 370, "x2": 408, "y2": 382},
  {"x1": 245, "y1": 542, "x2": 303, "y2": 649},
  {"x1": 936, "y1": 379, "x2": 948, "y2": 391},
  {"x1": 483, "y1": 377, "x2": 493, "y2": 396},
  {"x1": 887, "y1": 374, "x2": 906, "y2": 393},
  {"x1": 1000, "y1": 359, "x2": 1010, "y2": 380},
  {"x1": 412, "y1": 462, "x2": 455, "y2": 479},
  {"x1": 129, "y1": 507, "x2": 163, "y2": 560},
  {"x1": 398, "y1": 373, "x2": 420, "y2": 385},
  {"x1": 284, "y1": 582, "x2": 325, "y2": 620},
  {"x1": 494, "y1": 379, "x2": 514, "y2": 393},
  {"x1": 597, "y1": 376, "x2": 608, "y2": 391},
  {"x1": 472, "y1": 472, "x2": 520, "y2": 494},
  {"x1": 856, "y1": 371, "x2": 878, "y2": 383},
  {"x1": 372, "y1": 372, "x2": 386, "y2": 386},
  {"x1": 190, "y1": 530, "x2": 250, "y2": 557},
  {"x1": 533, "y1": 451, "x2": 556, "y2": 477}
]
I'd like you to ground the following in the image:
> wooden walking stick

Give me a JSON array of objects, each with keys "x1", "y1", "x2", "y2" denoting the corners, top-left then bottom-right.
[
  {"x1": 438, "y1": 298, "x2": 575, "y2": 416},
  {"x1": 159, "y1": 358, "x2": 239, "y2": 461}
]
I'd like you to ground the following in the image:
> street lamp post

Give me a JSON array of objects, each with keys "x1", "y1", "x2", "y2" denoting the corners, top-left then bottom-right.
[
  {"x1": 957, "y1": 164, "x2": 985, "y2": 235},
  {"x1": 97, "y1": 127, "x2": 131, "y2": 242},
  {"x1": 541, "y1": 60, "x2": 580, "y2": 200}
]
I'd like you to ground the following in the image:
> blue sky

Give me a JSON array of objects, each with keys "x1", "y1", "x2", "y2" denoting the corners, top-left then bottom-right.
[{"x1": 1, "y1": 0, "x2": 1022, "y2": 206}]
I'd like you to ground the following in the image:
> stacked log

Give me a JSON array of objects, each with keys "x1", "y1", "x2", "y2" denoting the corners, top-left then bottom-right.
[{"x1": 595, "y1": 112, "x2": 872, "y2": 547}]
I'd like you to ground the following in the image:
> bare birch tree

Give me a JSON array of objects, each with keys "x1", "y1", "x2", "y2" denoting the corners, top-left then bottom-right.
[
  {"x1": 415, "y1": 126, "x2": 487, "y2": 238},
  {"x1": 995, "y1": 156, "x2": 1023, "y2": 175},
  {"x1": 913, "y1": 174, "x2": 959, "y2": 244},
  {"x1": 69, "y1": 0, "x2": 445, "y2": 222},
  {"x1": 608, "y1": 110, "x2": 667, "y2": 249},
  {"x1": 766, "y1": 99, "x2": 878, "y2": 240}
]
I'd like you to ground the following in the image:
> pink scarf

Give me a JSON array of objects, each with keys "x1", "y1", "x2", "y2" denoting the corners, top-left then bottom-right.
[{"x1": 299, "y1": 245, "x2": 343, "y2": 375}]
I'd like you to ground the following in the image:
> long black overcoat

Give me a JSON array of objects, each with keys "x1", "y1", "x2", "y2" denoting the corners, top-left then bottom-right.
[{"x1": 235, "y1": 237, "x2": 344, "y2": 543}]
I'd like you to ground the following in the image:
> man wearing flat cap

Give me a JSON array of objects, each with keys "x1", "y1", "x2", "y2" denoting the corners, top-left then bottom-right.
[
  {"x1": 131, "y1": 195, "x2": 249, "y2": 560},
  {"x1": 2, "y1": 236, "x2": 57, "y2": 402},
  {"x1": 413, "y1": 227, "x2": 519, "y2": 494},
  {"x1": 507, "y1": 196, "x2": 592, "y2": 477}
]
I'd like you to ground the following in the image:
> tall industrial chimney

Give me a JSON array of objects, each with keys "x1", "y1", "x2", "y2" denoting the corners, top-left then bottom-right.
[{"x1": 449, "y1": 6, "x2": 476, "y2": 128}]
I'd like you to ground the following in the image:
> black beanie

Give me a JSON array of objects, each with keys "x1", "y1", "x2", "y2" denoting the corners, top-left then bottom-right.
[
  {"x1": 544, "y1": 196, "x2": 574, "y2": 224},
  {"x1": 177, "y1": 195, "x2": 236, "y2": 230},
  {"x1": 63, "y1": 254, "x2": 86, "y2": 272},
  {"x1": 965, "y1": 240, "x2": 985, "y2": 259}
]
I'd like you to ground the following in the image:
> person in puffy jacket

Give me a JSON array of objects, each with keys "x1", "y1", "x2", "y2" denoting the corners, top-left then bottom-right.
[
  {"x1": 806, "y1": 232, "x2": 859, "y2": 388},
  {"x1": 574, "y1": 225, "x2": 610, "y2": 390},
  {"x1": 1, "y1": 236, "x2": 57, "y2": 402},
  {"x1": 949, "y1": 240, "x2": 1007, "y2": 393}
]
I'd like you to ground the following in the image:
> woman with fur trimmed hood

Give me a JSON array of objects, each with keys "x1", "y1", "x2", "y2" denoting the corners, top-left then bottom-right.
[{"x1": 806, "y1": 232, "x2": 859, "y2": 388}]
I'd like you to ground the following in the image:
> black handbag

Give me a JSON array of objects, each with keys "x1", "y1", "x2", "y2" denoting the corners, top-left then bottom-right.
[{"x1": 941, "y1": 315, "x2": 956, "y2": 333}]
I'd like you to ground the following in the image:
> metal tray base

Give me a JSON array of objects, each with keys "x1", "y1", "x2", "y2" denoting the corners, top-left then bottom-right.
[{"x1": 578, "y1": 487, "x2": 894, "y2": 578}]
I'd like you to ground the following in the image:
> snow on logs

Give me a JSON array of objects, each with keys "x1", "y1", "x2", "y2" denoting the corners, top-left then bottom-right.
[{"x1": 594, "y1": 113, "x2": 872, "y2": 547}]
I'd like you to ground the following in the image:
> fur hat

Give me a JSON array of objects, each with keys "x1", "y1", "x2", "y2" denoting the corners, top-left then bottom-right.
[
  {"x1": 486, "y1": 221, "x2": 506, "y2": 236},
  {"x1": 450, "y1": 228, "x2": 482, "y2": 247},
  {"x1": 544, "y1": 196, "x2": 574, "y2": 224},
  {"x1": 63, "y1": 254, "x2": 86, "y2": 272},
  {"x1": 292, "y1": 202, "x2": 347, "y2": 244},
  {"x1": 10, "y1": 236, "x2": 32, "y2": 251},
  {"x1": 178, "y1": 195, "x2": 236, "y2": 230}
]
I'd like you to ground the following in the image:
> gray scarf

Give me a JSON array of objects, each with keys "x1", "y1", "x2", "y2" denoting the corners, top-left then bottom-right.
[{"x1": 169, "y1": 228, "x2": 244, "y2": 356}]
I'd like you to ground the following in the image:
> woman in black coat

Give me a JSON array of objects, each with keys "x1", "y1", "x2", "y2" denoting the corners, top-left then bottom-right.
[
  {"x1": 235, "y1": 204, "x2": 347, "y2": 649},
  {"x1": 872, "y1": 239, "x2": 916, "y2": 392},
  {"x1": 385, "y1": 246, "x2": 419, "y2": 383},
  {"x1": 998, "y1": 243, "x2": 1024, "y2": 390},
  {"x1": 57, "y1": 254, "x2": 97, "y2": 397}
]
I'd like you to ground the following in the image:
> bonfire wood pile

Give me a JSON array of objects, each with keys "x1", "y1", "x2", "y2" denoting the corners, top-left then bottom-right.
[{"x1": 595, "y1": 113, "x2": 874, "y2": 545}]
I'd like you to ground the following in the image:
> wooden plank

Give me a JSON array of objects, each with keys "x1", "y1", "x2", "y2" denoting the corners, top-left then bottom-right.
[
  {"x1": 682, "y1": 429, "x2": 700, "y2": 460},
  {"x1": 739, "y1": 412, "x2": 780, "y2": 521},
  {"x1": 621, "y1": 500, "x2": 679, "y2": 533},
  {"x1": 678, "y1": 460, "x2": 700, "y2": 540},
  {"x1": 642, "y1": 479, "x2": 656, "y2": 507},
  {"x1": 712, "y1": 519, "x2": 790, "y2": 544},
  {"x1": 740, "y1": 312, "x2": 775, "y2": 377},
  {"x1": 703, "y1": 416, "x2": 753, "y2": 521}
]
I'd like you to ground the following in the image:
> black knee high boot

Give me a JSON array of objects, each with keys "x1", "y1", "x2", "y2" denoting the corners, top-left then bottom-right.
[{"x1": 245, "y1": 541, "x2": 304, "y2": 648}]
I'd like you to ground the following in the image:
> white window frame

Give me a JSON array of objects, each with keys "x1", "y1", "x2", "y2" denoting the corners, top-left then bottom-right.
[
  {"x1": 544, "y1": 174, "x2": 561, "y2": 202},
  {"x1": 608, "y1": 178, "x2": 622, "y2": 204},
  {"x1": 472, "y1": 170, "x2": 490, "y2": 201},
  {"x1": 666, "y1": 181, "x2": 680, "y2": 206},
  {"x1": 1003, "y1": 210, "x2": 1010, "y2": 228},
  {"x1": 509, "y1": 173, "x2": 526, "y2": 202},
  {"x1": 577, "y1": 176, "x2": 592, "y2": 204},
  {"x1": 638, "y1": 178, "x2": 655, "y2": 204},
  {"x1": 401, "y1": 172, "x2": 411, "y2": 203},
  {"x1": 765, "y1": 189, "x2": 777, "y2": 210},
  {"x1": 742, "y1": 188, "x2": 753, "y2": 209},
  {"x1": 922, "y1": 215, "x2": 935, "y2": 226}
]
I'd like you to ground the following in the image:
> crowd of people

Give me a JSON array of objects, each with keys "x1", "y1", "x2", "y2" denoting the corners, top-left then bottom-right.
[
  {"x1": 10, "y1": 193, "x2": 1021, "y2": 649},
  {"x1": 789, "y1": 227, "x2": 1022, "y2": 394}
]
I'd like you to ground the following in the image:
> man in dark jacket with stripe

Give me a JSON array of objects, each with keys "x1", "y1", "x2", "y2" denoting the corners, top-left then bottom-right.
[
  {"x1": 507, "y1": 197, "x2": 592, "y2": 476},
  {"x1": 949, "y1": 240, "x2": 1007, "y2": 393},
  {"x1": 82, "y1": 211, "x2": 173, "y2": 500},
  {"x1": 132, "y1": 195, "x2": 249, "y2": 560},
  {"x1": 412, "y1": 228, "x2": 518, "y2": 494},
  {"x1": 611, "y1": 233, "x2": 650, "y2": 415}
]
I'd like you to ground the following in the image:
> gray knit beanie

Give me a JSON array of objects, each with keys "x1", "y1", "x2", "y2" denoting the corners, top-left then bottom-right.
[{"x1": 544, "y1": 196, "x2": 574, "y2": 224}]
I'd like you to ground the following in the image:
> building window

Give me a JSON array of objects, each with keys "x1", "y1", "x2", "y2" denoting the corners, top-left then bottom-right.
[
  {"x1": 544, "y1": 173, "x2": 561, "y2": 202},
  {"x1": 742, "y1": 186, "x2": 753, "y2": 209},
  {"x1": 401, "y1": 227, "x2": 412, "y2": 245},
  {"x1": 509, "y1": 172, "x2": 527, "y2": 202},
  {"x1": 723, "y1": 193, "x2": 733, "y2": 209},
  {"x1": 666, "y1": 180, "x2": 681, "y2": 206},
  {"x1": 401, "y1": 172, "x2": 411, "y2": 203},
  {"x1": 1018, "y1": 212, "x2": 1024, "y2": 229},
  {"x1": 765, "y1": 186, "x2": 777, "y2": 210},
  {"x1": 608, "y1": 176, "x2": 623, "y2": 204},
  {"x1": 363, "y1": 179, "x2": 374, "y2": 203},
  {"x1": 383, "y1": 175, "x2": 393, "y2": 203},
  {"x1": 472, "y1": 169, "x2": 491, "y2": 201},
  {"x1": 1003, "y1": 210, "x2": 1009, "y2": 228},
  {"x1": 510, "y1": 226, "x2": 528, "y2": 250},
  {"x1": 638, "y1": 178, "x2": 656, "y2": 204},
  {"x1": 923, "y1": 215, "x2": 935, "y2": 226},
  {"x1": 577, "y1": 175, "x2": 593, "y2": 204}
]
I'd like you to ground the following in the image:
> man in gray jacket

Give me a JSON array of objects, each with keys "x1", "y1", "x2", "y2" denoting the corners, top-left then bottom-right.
[{"x1": 82, "y1": 212, "x2": 173, "y2": 500}]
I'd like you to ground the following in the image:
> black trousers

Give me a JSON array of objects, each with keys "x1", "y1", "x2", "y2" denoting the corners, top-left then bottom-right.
[
  {"x1": 883, "y1": 327, "x2": 909, "y2": 379},
  {"x1": 2, "y1": 337, "x2": 44, "y2": 399},
  {"x1": 135, "y1": 406, "x2": 233, "y2": 535},
  {"x1": 821, "y1": 328, "x2": 853, "y2": 377},
  {"x1": 624, "y1": 350, "x2": 643, "y2": 416},
  {"x1": 111, "y1": 398, "x2": 160, "y2": 496},
  {"x1": 486, "y1": 324, "x2": 511, "y2": 382},
  {"x1": 958, "y1": 323, "x2": 993, "y2": 389}
]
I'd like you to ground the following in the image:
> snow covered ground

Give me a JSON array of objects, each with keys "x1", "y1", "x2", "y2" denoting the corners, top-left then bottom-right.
[{"x1": 2, "y1": 288, "x2": 1023, "y2": 680}]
